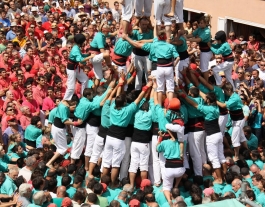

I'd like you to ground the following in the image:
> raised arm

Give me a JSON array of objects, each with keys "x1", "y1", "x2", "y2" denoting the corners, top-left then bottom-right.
[
  {"x1": 134, "y1": 81, "x2": 153, "y2": 105},
  {"x1": 122, "y1": 34, "x2": 144, "y2": 48}
]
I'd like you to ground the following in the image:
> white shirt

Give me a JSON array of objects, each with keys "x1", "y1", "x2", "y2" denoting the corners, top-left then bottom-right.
[
  {"x1": 18, "y1": 167, "x2": 32, "y2": 183},
  {"x1": 112, "y1": 8, "x2": 121, "y2": 22},
  {"x1": 258, "y1": 68, "x2": 265, "y2": 81}
]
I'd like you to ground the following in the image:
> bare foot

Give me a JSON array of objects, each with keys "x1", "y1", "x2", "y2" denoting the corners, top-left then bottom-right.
[
  {"x1": 88, "y1": 174, "x2": 94, "y2": 179},
  {"x1": 164, "y1": 12, "x2": 174, "y2": 18}
]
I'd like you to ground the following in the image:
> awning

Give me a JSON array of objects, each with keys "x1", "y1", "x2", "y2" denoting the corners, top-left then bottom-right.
[
  {"x1": 225, "y1": 16, "x2": 265, "y2": 29},
  {"x1": 194, "y1": 199, "x2": 246, "y2": 207}
]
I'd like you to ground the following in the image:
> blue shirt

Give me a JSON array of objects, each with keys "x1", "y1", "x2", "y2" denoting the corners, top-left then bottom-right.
[
  {"x1": 6, "y1": 30, "x2": 16, "y2": 40},
  {"x1": 0, "y1": 18, "x2": 11, "y2": 27}
]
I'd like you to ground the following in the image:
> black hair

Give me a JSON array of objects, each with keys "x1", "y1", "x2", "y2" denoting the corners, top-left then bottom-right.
[{"x1": 93, "y1": 183, "x2": 103, "y2": 194}]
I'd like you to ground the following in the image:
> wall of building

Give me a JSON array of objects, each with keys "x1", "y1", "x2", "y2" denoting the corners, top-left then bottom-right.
[{"x1": 184, "y1": 0, "x2": 265, "y2": 33}]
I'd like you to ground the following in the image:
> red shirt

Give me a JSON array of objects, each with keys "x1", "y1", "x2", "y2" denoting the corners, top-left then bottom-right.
[
  {"x1": 42, "y1": 21, "x2": 52, "y2": 32},
  {"x1": 0, "y1": 61, "x2": 12, "y2": 72},
  {"x1": 227, "y1": 39, "x2": 240, "y2": 45},
  {"x1": 247, "y1": 41, "x2": 260, "y2": 51},
  {"x1": 42, "y1": 97, "x2": 55, "y2": 111},
  {"x1": 0, "y1": 77, "x2": 11, "y2": 89},
  {"x1": 21, "y1": 55, "x2": 34, "y2": 67},
  {"x1": 32, "y1": 85, "x2": 47, "y2": 106},
  {"x1": 10, "y1": 87, "x2": 23, "y2": 101},
  {"x1": 20, "y1": 115, "x2": 32, "y2": 130},
  {"x1": 22, "y1": 99, "x2": 40, "y2": 115}
]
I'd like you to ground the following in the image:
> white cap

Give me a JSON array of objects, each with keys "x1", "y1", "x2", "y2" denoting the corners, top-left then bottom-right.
[
  {"x1": 44, "y1": 30, "x2": 49, "y2": 34},
  {"x1": 91, "y1": 21, "x2": 96, "y2": 25},
  {"x1": 31, "y1": 6, "x2": 38, "y2": 12},
  {"x1": 20, "y1": 12, "x2": 25, "y2": 16},
  {"x1": 78, "y1": 5, "x2": 84, "y2": 8},
  {"x1": 43, "y1": 0, "x2": 49, "y2": 3},
  {"x1": 11, "y1": 22, "x2": 17, "y2": 27}
]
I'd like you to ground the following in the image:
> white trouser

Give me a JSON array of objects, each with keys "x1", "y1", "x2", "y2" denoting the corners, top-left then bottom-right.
[
  {"x1": 188, "y1": 131, "x2": 206, "y2": 176},
  {"x1": 112, "y1": 63, "x2": 128, "y2": 91},
  {"x1": 64, "y1": 68, "x2": 88, "y2": 100},
  {"x1": 121, "y1": 0, "x2": 135, "y2": 22},
  {"x1": 40, "y1": 110, "x2": 46, "y2": 126},
  {"x1": 219, "y1": 114, "x2": 228, "y2": 136},
  {"x1": 183, "y1": 134, "x2": 189, "y2": 169},
  {"x1": 154, "y1": 0, "x2": 172, "y2": 26},
  {"x1": 119, "y1": 137, "x2": 132, "y2": 180},
  {"x1": 151, "y1": 135, "x2": 161, "y2": 185},
  {"x1": 84, "y1": 124, "x2": 99, "y2": 157},
  {"x1": 71, "y1": 127, "x2": 86, "y2": 159},
  {"x1": 200, "y1": 51, "x2": 213, "y2": 72},
  {"x1": 102, "y1": 135, "x2": 126, "y2": 168},
  {"x1": 91, "y1": 53, "x2": 104, "y2": 79},
  {"x1": 90, "y1": 134, "x2": 104, "y2": 164},
  {"x1": 206, "y1": 132, "x2": 226, "y2": 169},
  {"x1": 173, "y1": 0, "x2": 184, "y2": 23},
  {"x1": 51, "y1": 125, "x2": 67, "y2": 155},
  {"x1": 231, "y1": 119, "x2": 247, "y2": 147},
  {"x1": 129, "y1": 142, "x2": 150, "y2": 173},
  {"x1": 212, "y1": 61, "x2": 235, "y2": 90},
  {"x1": 162, "y1": 167, "x2": 185, "y2": 191},
  {"x1": 156, "y1": 66, "x2": 174, "y2": 93},
  {"x1": 159, "y1": 152, "x2": 166, "y2": 180},
  {"x1": 175, "y1": 57, "x2": 189, "y2": 82},
  {"x1": 148, "y1": 140, "x2": 154, "y2": 184},
  {"x1": 135, "y1": 0, "x2": 152, "y2": 17},
  {"x1": 134, "y1": 55, "x2": 152, "y2": 90}
]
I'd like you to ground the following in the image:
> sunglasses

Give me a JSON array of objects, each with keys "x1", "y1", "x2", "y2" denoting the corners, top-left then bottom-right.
[
  {"x1": 237, "y1": 72, "x2": 243, "y2": 74},
  {"x1": 229, "y1": 35, "x2": 235, "y2": 37},
  {"x1": 221, "y1": 76, "x2": 226, "y2": 78},
  {"x1": 260, "y1": 65, "x2": 265, "y2": 66}
]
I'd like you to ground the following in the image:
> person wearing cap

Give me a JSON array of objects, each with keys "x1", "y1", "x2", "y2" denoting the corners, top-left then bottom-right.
[
  {"x1": 207, "y1": 30, "x2": 235, "y2": 90},
  {"x1": 6, "y1": 22, "x2": 17, "y2": 41},
  {"x1": 73, "y1": 5, "x2": 88, "y2": 22},
  {"x1": 89, "y1": 22, "x2": 113, "y2": 90},
  {"x1": 31, "y1": 7, "x2": 41, "y2": 23},
  {"x1": 63, "y1": 33, "x2": 95, "y2": 100},
  {"x1": 101, "y1": 81, "x2": 152, "y2": 186},
  {"x1": 177, "y1": 89, "x2": 226, "y2": 184},
  {"x1": 186, "y1": 16, "x2": 212, "y2": 81},
  {"x1": 51, "y1": 1, "x2": 62, "y2": 14}
]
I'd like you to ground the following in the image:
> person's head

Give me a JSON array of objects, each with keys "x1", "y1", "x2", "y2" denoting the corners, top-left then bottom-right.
[
  {"x1": 215, "y1": 30, "x2": 227, "y2": 44},
  {"x1": 0, "y1": 68, "x2": 7, "y2": 78},
  {"x1": 118, "y1": 191, "x2": 128, "y2": 202},
  {"x1": 32, "y1": 191, "x2": 46, "y2": 206},
  {"x1": 252, "y1": 69, "x2": 259, "y2": 79},
  {"x1": 19, "y1": 183, "x2": 32, "y2": 198},
  {"x1": 32, "y1": 176, "x2": 45, "y2": 190},
  {"x1": 87, "y1": 193, "x2": 98, "y2": 204},
  {"x1": 229, "y1": 31, "x2": 236, "y2": 40},
  {"x1": 232, "y1": 178, "x2": 242, "y2": 192},
  {"x1": 73, "y1": 191, "x2": 86, "y2": 204},
  {"x1": 257, "y1": 179, "x2": 265, "y2": 191},
  {"x1": 222, "y1": 82, "x2": 234, "y2": 96},
  {"x1": 57, "y1": 185, "x2": 66, "y2": 197},
  {"x1": 243, "y1": 126, "x2": 252, "y2": 138},
  {"x1": 25, "y1": 156, "x2": 37, "y2": 170},
  {"x1": 139, "y1": 17, "x2": 149, "y2": 31},
  {"x1": 188, "y1": 87, "x2": 200, "y2": 97},
  {"x1": 31, "y1": 116, "x2": 42, "y2": 128},
  {"x1": 237, "y1": 68, "x2": 245, "y2": 79},
  {"x1": 8, "y1": 167, "x2": 19, "y2": 180},
  {"x1": 249, "y1": 34, "x2": 256, "y2": 43}
]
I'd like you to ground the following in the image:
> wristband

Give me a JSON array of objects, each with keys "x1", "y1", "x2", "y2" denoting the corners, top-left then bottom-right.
[
  {"x1": 179, "y1": 85, "x2": 184, "y2": 89},
  {"x1": 182, "y1": 74, "x2": 186, "y2": 78},
  {"x1": 158, "y1": 136, "x2": 163, "y2": 143},
  {"x1": 73, "y1": 121, "x2": 79, "y2": 126},
  {"x1": 118, "y1": 83, "x2": 124, "y2": 87},
  {"x1": 180, "y1": 93, "x2": 187, "y2": 99},
  {"x1": 195, "y1": 72, "x2": 200, "y2": 78},
  {"x1": 142, "y1": 85, "x2": 149, "y2": 92},
  {"x1": 132, "y1": 71, "x2": 137, "y2": 77}
]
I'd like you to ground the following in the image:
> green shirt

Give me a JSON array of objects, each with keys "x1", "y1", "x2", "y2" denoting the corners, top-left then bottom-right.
[
  {"x1": 55, "y1": 102, "x2": 70, "y2": 123},
  {"x1": 153, "y1": 40, "x2": 179, "y2": 59},
  {"x1": 90, "y1": 32, "x2": 106, "y2": 49},
  {"x1": 222, "y1": 184, "x2": 233, "y2": 195},
  {"x1": 192, "y1": 27, "x2": 211, "y2": 43},
  {"x1": 74, "y1": 97, "x2": 99, "y2": 121},
  {"x1": 110, "y1": 102, "x2": 137, "y2": 127},
  {"x1": 210, "y1": 42, "x2": 232, "y2": 56},
  {"x1": 247, "y1": 133, "x2": 258, "y2": 150},
  {"x1": 0, "y1": 175, "x2": 17, "y2": 195},
  {"x1": 51, "y1": 198, "x2": 63, "y2": 207},
  {"x1": 96, "y1": 195, "x2": 109, "y2": 207},
  {"x1": 134, "y1": 108, "x2": 153, "y2": 131},
  {"x1": 48, "y1": 107, "x2": 57, "y2": 124},
  {"x1": 149, "y1": 98, "x2": 158, "y2": 123},
  {"x1": 132, "y1": 29, "x2": 154, "y2": 41},
  {"x1": 114, "y1": 38, "x2": 133, "y2": 57},
  {"x1": 142, "y1": 37, "x2": 158, "y2": 62},
  {"x1": 225, "y1": 92, "x2": 243, "y2": 111},
  {"x1": 157, "y1": 139, "x2": 180, "y2": 159},
  {"x1": 66, "y1": 186, "x2": 76, "y2": 199},
  {"x1": 69, "y1": 45, "x2": 88, "y2": 64},
  {"x1": 91, "y1": 89, "x2": 109, "y2": 117},
  {"x1": 174, "y1": 36, "x2": 188, "y2": 53},
  {"x1": 155, "y1": 104, "x2": 169, "y2": 132},
  {"x1": 101, "y1": 100, "x2": 111, "y2": 128},
  {"x1": 0, "y1": 155, "x2": 11, "y2": 172},
  {"x1": 24, "y1": 125, "x2": 42, "y2": 142},
  {"x1": 197, "y1": 104, "x2": 219, "y2": 121},
  {"x1": 181, "y1": 96, "x2": 204, "y2": 119}
]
